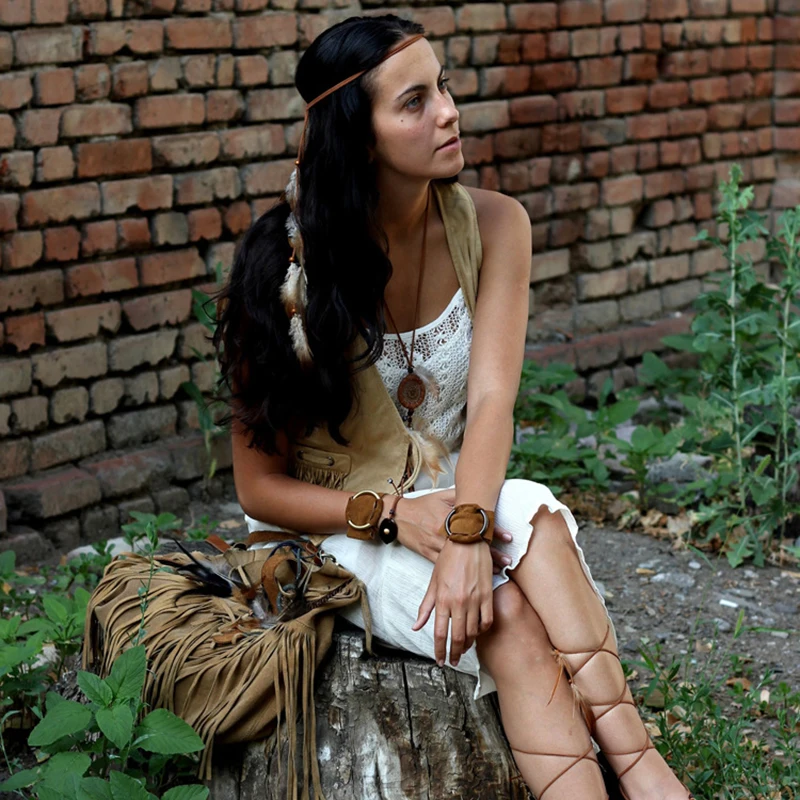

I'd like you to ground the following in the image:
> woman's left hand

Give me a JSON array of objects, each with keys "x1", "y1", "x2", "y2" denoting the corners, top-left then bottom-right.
[{"x1": 411, "y1": 539, "x2": 494, "y2": 667}]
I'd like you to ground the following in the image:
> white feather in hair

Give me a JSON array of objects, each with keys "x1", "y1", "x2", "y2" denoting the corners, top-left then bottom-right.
[{"x1": 288, "y1": 313, "x2": 313, "y2": 367}]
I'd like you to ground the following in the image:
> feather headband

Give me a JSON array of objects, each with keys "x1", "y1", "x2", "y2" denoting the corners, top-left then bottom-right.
[{"x1": 280, "y1": 32, "x2": 427, "y2": 367}]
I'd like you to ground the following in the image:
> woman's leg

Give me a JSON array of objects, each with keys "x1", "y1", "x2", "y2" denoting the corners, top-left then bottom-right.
[
  {"x1": 476, "y1": 581, "x2": 608, "y2": 799},
  {"x1": 506, "y1": 506, "x2": 688, "y2": 800}
]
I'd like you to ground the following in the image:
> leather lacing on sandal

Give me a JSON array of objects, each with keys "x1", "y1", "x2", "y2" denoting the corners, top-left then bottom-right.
[
  {"x1": 506, "y1": 618, "x2": 695, "y2": 799},
  {"x1": 549, "y1": 620, "x2": 693, "y2": 800}
]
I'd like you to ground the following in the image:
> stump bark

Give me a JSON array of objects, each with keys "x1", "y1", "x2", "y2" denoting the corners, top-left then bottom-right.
[
  {"x1": 208, "y1": 626, "x2": 529, "y2": 800},
  {"x1": 208, "y1": 624, "x2": 625, "y2": 800}
]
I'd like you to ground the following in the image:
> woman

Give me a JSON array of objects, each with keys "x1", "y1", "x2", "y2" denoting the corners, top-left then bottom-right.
[{"x1": 214, "y1": 14, "x2": 691, "y2": 800}]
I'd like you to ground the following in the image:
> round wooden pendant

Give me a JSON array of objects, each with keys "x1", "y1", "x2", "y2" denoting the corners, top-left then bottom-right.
[{"x1": 397, "y1": 372, "x2": 426, "y2": 410}]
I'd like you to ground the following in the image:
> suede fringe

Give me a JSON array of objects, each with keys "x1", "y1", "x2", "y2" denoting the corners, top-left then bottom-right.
[{"x1": 82, "y1": 551, "x2": 371, "y2": 800}]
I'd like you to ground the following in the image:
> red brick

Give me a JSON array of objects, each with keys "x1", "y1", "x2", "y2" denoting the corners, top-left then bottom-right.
[
  {"x1": 605, "y1": 0, "x2": 647, "y2": 22},
  {"x1": 691, "y1": 77, "x2": 730, "y2": 103},
  {"x1": 14, "y1": 27, "x2": 82, "y2": 65},
  {"x1": 509, "y1": 3, "x2": 557, "y2": 30},
  {"x1": 0, "y1": 0, "x2": 31, "y2": 25},
  {"x1": 80, "y1": 220, "x2": 117, "y2": 257},
  {"x1": 0, "y1": 42, "x2": 10, "y2": 78},
  {"x1": 175, "y1": 167, "x2": 239, "y2": 204},
  {"x1": 603, "y1": 175, "x2": 643, "y2": 205},
  {"x1": 44, "y1": 226, "x2": 80, "y2": 262},
  {"x1": 36, "y1": 146, "x2": 74, "y2": 183},
  {"x1": 232, "y1": 12, "x2": 296, "y2": 48},
  {"x1": 111, "y1": 62, "x2": 149, "y2": 100},
  {"x1": 206, "y1": 89, "x2": 244, "y2": 123},
  {"x1": 247, "y1": 87, "x2": 304, "y2": 122},
  {"x1": 139, "y1": 247, "x2": 206, "y2": 286},
  {"x1": 151, "y1": 132, "x2": 220, "y2": 168},
  {"x1": 76, "y1": 139, "x2": 152, "y2": 179},
  {"x1": 165, "y1": 17, "x2": 232, "y2": 49},
  {"x1": 0, "y1": 116, "x2": 14, "y2": 150},
  {"x1": 522, "y1": 33, "x2": 547, "y2": 61},
  {"x1": 619, "y1": 25, "x2": 642, "y2": 51},
  {"x1": 74, "y1": 63, "x2": 110, "y2": 102},
  {"x1": 5, "y1": 312, "x2": 45, "y2": 352},
  {"x1": 625, "y1": 53, "x2": 659, "y2": 81},
  {"x1": 710, "y1": 46, "x2": 748, "y2": 72},
  {"x1": 579, "y1": 56, "x2": 622, "y2": 88},
  {"x1": 0, "y1": 152, "x2": 33, "y2": 190},
  {"x1": 6, "y1": 466, "x2": 101, "y2": 517},
  {"x1": 89, "y1": 21, "x2": 164, "y2": 56},
  {"x1": 668, "y1": 108, "x2": 708, "y2": 136},
  {"x1": 606, "y1": 86, "x2": 647, "y2": 114},
  {"x1": 223, "y1": 201, "x2": 250, "y2": 235},
  {"x1": 122, "y1": 289, "x2": 192, "y2": 331},
  {"x1": 187, "y1": 207, "x2": 222, "y2": 242},
  {"x1": 560, "y1": 0, "x2": 602, "y2": 27},
  {"x1": 182, "y1": 54, "x2": 216, "y2": 89},
  {"x1": 650, "y1": 0, "x2": 689, "y2": 18},
  {"x1": 235, "y1": 55, "x2": 269, "y2": 86},
  {"x1": 72, "y1": 0, "x2": 106, "y2": 18},
  {"x1": 2, "y1": 230, "x2": 41, "y2": 270},
  {"x1": 60, "y1": 103, "x2": 132, "y2": 137},
  {"x1": 22, "y1": 184, "x2": 100, "y2": 225},
  {"x1": 100, "y1": 175, "x2": 172, "y2": 215},
  {"x1": 65, "y1": 257, "x2": 137, "y2": 298},
  {"x1": 0, "y1": 74, "x2": 33, "y2": 112},
  {"x1": 45, "y1": 301, "x2": 119, "y2": 343},
  {"x1": 649, "y1": 81, "x2": 690, "y2": 109},
  {"x1": 509, "y1": 95, "x2": 558, "y2": 125},
  {"x1": 627, "y1": 113, "x2": 668, "y2": 140},
  {"x1": 775, "y1": 128, "x2": 800, "y2": 151},
  {"x1": 19, "y1": 108, "x2": 61, "y2": 147},
  {"x1": 709, "y1": 103, "x2": 746, "y2": 129},
  {"x1": 32, "y1": 0, "x2": 68, "y2": 24},
  {"x1": 0, "y1": 439, "x2": 32, "y2": 481},
  {"x1": 0, "y1": 193, "x2": 20, "y2": 232},
  {"x1": 645, "y1": 170, "x2": 687, "y2": 198},
  {"x1": 559, "y1": 91, "x2": 605, "y2": 119},
  {"x1": 135, "y1": 94, "x2": 204, "y2": 129},
  {"x1": 553, "y1": 182, "x2": 599, "y2": 212},
  {"x1": 747, "y1": 45, "x2": 774, "y2": 71},
  {"x1": 638, "y1": 142, "x2": 659, "y2": 170},
  {"x1": 660, "y1": 137, "x2": 702, "y2": 165},
  {"x1": 456, "y1": 4, "x2": 506, "y2": 32},
  {"x1": 0, "y1": 269, "x2": 63, "y2": 313},
  {"x1": 117, "y1": 218, "x2": 150, "y2": 250},
  {"x1": 482, "y1": 66, "x2": 531, "y2": 96},
  {"x1": 530, "y1": 62, "x2": 578, "y2": 91},
  {"x1": 218, "y1": 124, "x2": 283, "y2": 161}
]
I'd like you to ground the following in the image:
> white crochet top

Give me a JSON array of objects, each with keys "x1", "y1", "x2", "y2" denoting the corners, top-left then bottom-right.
[{"x1": 376, "y1": 287, "x2": 472, "y2": 452}]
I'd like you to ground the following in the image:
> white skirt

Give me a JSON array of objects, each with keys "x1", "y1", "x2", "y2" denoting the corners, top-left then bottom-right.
[{"x1": 244, "y1": 451, "x2": 610, "y2": 701}]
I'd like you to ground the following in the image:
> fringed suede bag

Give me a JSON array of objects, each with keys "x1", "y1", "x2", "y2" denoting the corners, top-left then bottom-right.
[{"x1": 81, "y1": 532, "x2": 373, "y2": 799}]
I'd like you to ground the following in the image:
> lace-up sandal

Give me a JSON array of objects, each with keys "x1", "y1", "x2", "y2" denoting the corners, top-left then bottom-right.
[
  {"x1": 505, "y1": 741, "x2": 603, "y2": 799},
  {"x1": 546, "y1": 620, "x2": 693, "y2": 800}
]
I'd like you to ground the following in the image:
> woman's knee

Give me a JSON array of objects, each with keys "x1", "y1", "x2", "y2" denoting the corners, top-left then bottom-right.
[{"x1": 478, "y1": 583, "x2": 551, "y2": 652}]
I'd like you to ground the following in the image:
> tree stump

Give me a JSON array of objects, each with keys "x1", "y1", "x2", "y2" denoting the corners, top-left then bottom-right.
[
  {"x1": 208, "y1": 624, "x2": 625, "y2": 800},
  {"x1": 208, "y1": 625, "x2": 528, "y2": 800}
]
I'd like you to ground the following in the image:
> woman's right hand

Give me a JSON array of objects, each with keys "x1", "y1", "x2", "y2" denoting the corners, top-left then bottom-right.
[{"x1": 394, "y1": 490, "x2": 514, "y2": 573}]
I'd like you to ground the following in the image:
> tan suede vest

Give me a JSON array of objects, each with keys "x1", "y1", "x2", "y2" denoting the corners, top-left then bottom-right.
[{"x1": 285, "y1": 180, "x2": 483, "y2": 546}]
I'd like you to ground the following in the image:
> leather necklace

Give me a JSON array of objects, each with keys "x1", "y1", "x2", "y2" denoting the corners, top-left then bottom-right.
[{"x1": 383, "y1": 183, "x2": 431, "y2": 428}]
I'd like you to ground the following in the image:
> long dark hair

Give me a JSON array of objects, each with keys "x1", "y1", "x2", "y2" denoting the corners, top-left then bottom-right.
[{"x1": 212, "y1": 14, "x2": 454, "y2": 456}]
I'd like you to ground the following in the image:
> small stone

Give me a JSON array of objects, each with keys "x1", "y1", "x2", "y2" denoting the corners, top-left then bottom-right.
[
  {"x1": 688, "y1": 560, "x2": 701, "y2": 570},
  {"x1": 773, "y1": 603, "x2": 798, "y2": 615},
  {"x1": 712, "y1": 617, "x2": 732, "y2": 633},
  {"x1": 651, "y1": 572, "x2": 695, "y2": 590}
]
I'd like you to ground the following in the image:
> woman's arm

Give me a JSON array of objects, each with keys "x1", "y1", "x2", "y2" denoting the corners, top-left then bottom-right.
[
  {"x1": 454, "y1": 189, "x2": 532, "y2": 510},
  {"x1": 232, "y1": 419, "x2": 352, "y2": 534}
]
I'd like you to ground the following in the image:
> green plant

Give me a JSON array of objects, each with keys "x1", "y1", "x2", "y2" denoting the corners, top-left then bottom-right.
[
  {"x1": 181, "y1": 262, "x2": 229, "y2": 483},
  {"x1": 628, "y1": 613, "x2": 800, "y2": 797},
  {"x1": 0, "y1": 646, "x2": 208, "y2": 799},
  {"x1": 184, "y1": 514, "x2": 218, "y2": 542},
  {"x1": 121, "y1": 512, "x2": 182, "y2": 554},
  {"x1": 661, "y1": 166, "x2": 800, "y2": 565}
]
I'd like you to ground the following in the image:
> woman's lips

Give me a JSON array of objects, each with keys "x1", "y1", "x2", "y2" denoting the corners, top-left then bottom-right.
[{"x1": 437, "y1": 136, "x2": 461, "y2": 152}]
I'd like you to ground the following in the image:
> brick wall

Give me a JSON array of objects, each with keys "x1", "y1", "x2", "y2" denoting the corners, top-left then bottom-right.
[{"x1": 0, "y1": 0, "x2": 798, "y2": 559}]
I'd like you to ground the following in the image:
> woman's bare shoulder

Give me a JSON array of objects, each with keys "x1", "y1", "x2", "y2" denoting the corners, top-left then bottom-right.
[{"x1": 462, "y1": 184, "x2": 530, "y2": 247}]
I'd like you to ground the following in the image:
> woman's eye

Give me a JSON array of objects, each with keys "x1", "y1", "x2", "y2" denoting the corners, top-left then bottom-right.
[{"x1": 405, "y1": 78, "x2": 450, "y2": 110}]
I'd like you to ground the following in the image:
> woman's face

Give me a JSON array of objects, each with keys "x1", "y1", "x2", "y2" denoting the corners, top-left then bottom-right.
[{"x1": 367, "y1": 38, "x2": 463, "y2": 181}]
